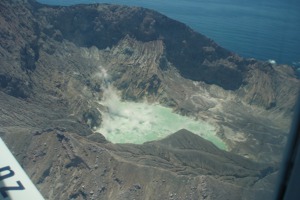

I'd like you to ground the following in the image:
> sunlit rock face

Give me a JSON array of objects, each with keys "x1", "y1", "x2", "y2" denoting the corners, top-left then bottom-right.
[{"x1": 0, "y1": 0, "x2": 299, "y2": 200}]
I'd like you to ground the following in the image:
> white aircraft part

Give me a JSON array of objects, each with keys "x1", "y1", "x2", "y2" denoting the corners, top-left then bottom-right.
[{"x1": 0, "y1": 138, "x2": 44, "y2": 200}]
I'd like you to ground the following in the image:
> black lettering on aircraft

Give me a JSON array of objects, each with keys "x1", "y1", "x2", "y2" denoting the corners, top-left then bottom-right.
[
  {"x1": 0, "y1": 166, "x2": 15, "y2": 181},
  {"x1": 0, "y1": 166, "x2": 25, "y2": 198}
]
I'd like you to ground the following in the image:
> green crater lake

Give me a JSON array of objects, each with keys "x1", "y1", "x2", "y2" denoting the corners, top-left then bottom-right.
[{"x1": 97, "y1": 89, "x2": 227, "y2": 150}]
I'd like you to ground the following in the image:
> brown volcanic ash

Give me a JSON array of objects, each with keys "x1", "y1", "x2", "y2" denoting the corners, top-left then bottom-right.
[{"x1": 0, "y1": 0, "x2": 299, "y2": 199}]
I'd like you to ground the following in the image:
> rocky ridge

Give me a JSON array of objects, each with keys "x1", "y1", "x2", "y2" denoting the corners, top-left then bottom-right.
[{"x1": 0, "y1": 0, "x2": 299, "y2": 199}]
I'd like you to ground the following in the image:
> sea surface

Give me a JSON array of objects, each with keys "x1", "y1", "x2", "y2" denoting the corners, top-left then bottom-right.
[{"x1": 38, "y1": 0, "x2": 300, "y2": 66}]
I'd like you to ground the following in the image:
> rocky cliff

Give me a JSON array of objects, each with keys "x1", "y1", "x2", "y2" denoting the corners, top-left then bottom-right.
[{"x1": 0, "y1": 0, "x2": 299, "y2": 199}]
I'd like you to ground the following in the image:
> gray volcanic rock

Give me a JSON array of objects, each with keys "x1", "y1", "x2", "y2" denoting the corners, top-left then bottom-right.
[
  {"x1": 3, "y1": 128, "x2": 275, "y2": 200},
  {"x1": 44, "y1": 3, "x2": 237, "y2": 89},
  {"x1": 0, "y1": 0, "x2": 299, "y2": 199}
]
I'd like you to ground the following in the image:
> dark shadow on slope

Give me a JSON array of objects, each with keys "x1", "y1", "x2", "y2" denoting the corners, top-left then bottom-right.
[{"x1": 39, "y1": 3, "x2": 242, "y2": 90}]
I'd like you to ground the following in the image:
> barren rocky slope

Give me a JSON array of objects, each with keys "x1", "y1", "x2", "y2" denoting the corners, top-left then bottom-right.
[{"x1": 0, "y1": 0, "x2": 299, "y2": 199}]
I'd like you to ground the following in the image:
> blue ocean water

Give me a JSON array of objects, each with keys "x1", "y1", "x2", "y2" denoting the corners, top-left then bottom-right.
[{"x1": 38, "y1": 0, "x2": 300, "y2": 66}]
